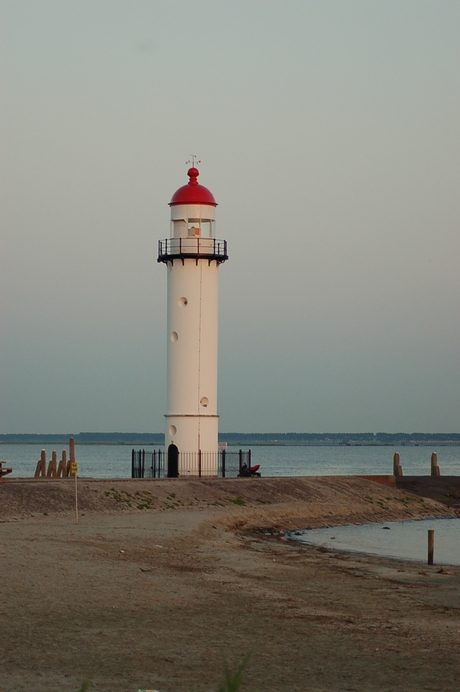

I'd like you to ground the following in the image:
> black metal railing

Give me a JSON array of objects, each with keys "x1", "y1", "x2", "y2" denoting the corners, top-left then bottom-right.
[
  {"x1": 157, "y1": 238, "x2": 228, "y2": 264},
  {"x1": 131, "y1": 449, "x2": 165, "y2": 478},
  {"x1": 131, "y1": 448, "x2": 251, "y2": 479}
]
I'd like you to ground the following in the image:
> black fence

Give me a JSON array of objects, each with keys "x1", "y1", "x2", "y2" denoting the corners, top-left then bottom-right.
[
  {"x1": 131, "y1": 448, "x2": 251, "y2": 479},
  {"x1": 132, "y1": 449, "x2": 165, "y2": 478}
]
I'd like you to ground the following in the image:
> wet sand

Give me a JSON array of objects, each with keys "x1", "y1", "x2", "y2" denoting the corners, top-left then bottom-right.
[{"x1": 1, "y1": 476, "x2": 459, "y2": 691}]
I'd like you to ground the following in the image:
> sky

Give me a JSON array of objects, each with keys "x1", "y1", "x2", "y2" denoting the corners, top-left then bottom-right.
[{"x1": 1, "y1": 0, "x2": 460, "y2": 434}]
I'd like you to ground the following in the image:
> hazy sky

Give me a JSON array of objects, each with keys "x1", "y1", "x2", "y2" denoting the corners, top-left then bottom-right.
[{"x1": 2, "y1": 1, "x2": 460, "y2": 434}]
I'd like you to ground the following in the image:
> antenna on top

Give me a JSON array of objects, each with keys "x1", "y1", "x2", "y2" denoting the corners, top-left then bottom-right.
[{"x1": 186, "y1": 155, "x2": 201, "y2": 167}]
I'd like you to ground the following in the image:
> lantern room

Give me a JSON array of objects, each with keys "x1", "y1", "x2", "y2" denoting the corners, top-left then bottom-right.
[
  {"x1": 158, "y1": 167, "x2": 227, "y2": 265},
  {"x1": 169, "y1": 167, "x2": 217, "y2": 239}
]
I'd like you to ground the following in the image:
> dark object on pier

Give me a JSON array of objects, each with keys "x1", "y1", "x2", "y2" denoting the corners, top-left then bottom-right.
[
  {"x1": 237, "y1": 463, "x2": 261, "y2": 478},
  {"x1": 0, "y1": 461, "x2": 12, "y2": 479}
]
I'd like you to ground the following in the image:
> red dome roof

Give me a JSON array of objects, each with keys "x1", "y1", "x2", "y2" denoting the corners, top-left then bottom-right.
[{"x1": 169, "y1": 168, "x2": 217, "y2": 207}]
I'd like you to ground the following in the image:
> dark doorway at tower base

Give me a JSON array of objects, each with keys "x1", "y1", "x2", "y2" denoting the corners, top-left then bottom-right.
[{"x1": 167, "y1": 444, "x2": 179, "y2": 478}]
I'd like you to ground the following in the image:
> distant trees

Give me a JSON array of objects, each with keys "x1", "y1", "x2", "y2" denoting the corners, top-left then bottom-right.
[{"x1": 1, "y1": 431, "x2": 459, "y2": 446}]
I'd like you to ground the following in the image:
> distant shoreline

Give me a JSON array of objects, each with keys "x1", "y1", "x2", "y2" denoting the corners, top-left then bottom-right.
[
  {"x1": 3, "y1": 440, "x2": 460, "y2": 447},
  {"x1": 2, "y1": 432, "x2": 460, "y2": 447}
]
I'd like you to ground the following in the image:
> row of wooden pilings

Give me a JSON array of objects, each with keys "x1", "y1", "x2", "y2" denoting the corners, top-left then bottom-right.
[
  {"x1": 393, "y1": 452, "x2": 441, "y2": 477},
  {"x1": 34, "y1": 437, "x2": 77, "y2": 478}
]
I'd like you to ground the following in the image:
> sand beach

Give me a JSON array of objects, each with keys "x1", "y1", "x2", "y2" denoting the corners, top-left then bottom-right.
[{"x1": 1, "y1": 476, "x2": 460, "y2": 691}]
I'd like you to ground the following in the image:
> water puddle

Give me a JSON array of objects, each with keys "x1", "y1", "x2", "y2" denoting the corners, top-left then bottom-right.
[{"x1": 289, "y1": 517, "x2": 460, "y2": 565}]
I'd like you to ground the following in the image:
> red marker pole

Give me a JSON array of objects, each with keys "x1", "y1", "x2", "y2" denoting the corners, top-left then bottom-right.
[{"x1": 71, "y1": 461, "x2": 79, "y2": 524}]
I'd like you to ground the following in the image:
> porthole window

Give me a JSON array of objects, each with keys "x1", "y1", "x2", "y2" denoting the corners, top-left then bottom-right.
[
  {"x1": 171, "y1": 331, "x2": 178, "y2": 342},
  {"x1": 178, "y1": 297, "x2": 188, "y2": 307},
  {"x1": 200, "y1": 397, "x2": 209, "y2": 408},
  {"x1": 169, "y1": 425, "x2": 177, "y2": 436}
]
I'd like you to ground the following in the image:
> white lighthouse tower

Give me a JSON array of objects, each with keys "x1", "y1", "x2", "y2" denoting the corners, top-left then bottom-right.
[{"x1": 158, "y1": 164, "x2": 228, "y2": 476}]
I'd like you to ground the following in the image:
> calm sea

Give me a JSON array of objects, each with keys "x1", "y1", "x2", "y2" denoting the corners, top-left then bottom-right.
[{"x1": 1, "y1": 443, "x2": 460, "y2": 479}]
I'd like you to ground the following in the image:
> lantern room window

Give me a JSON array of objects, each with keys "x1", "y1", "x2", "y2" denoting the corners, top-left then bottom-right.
[
  {"x1": 172, "y1": 219, "x2": 186, "y2": 238},
  {"x1": 171, "y1": 218, "x2": 215, "y2": 238},
  {"x1": 188, "y1": 221, "x2": 200, "y2": 237},
  {"x1": 200, "y1": 219, "x2": 215, "y2": 237}
]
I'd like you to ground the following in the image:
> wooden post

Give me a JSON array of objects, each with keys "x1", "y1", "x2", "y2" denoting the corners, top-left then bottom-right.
[
  {"x1": 393, "y1": 452, "x2": 403, "y2": 476},
  {"x1": 34, "y1": 450, "x2": 47, "y2": 478},
  {"x1": 46, "y1": 450, "x2": 57, "y2": 478},
  {"x1": 57, "y1": 450, "x2": 68, "y2": 478},
  {"x1": 428, "y1": 529, "x2": 434, "y2": 565},
  {"x1": 431, "y1": 452, "x2": 440, "y2": 477}
]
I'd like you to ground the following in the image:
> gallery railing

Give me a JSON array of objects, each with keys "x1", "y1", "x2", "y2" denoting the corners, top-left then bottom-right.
[{"x1": 157, "y1": 238, "x2": 228, "y2": 264}]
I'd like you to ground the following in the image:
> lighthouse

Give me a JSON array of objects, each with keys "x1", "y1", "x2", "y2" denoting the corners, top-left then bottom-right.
[{"x1": 158, "y1": 164, "x2": 228, "y2": 476}]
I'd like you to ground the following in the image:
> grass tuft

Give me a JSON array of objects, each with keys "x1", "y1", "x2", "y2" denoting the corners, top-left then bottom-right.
[
  {"x1": 217, "y1": 654, "x2": 251, "y2": 692},
  {"x1": 227, "y1": 496, "x2": 246, "y2": 506}
]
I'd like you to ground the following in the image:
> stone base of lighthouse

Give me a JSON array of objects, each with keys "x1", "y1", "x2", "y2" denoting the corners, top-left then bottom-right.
[{"x1": 166, "y1": 414, "x2": 218, "y2": 476}]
